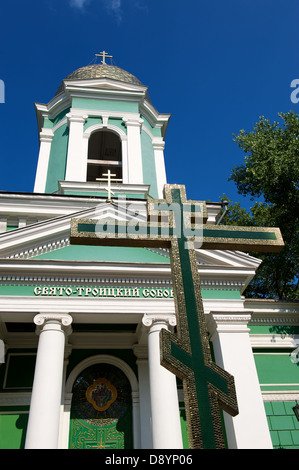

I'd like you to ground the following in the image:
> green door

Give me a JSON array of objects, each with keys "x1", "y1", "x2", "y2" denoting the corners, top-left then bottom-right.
[{"x1": 69, "y1": 363, "x2": 133, "y2": 449}]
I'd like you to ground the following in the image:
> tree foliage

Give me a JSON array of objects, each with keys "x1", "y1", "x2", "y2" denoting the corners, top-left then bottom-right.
[{"x1": 221, "y1": 111, "x2": 299, "y2": 300}]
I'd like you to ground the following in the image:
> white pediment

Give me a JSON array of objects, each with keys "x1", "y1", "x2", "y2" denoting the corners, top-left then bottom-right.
[
  {"x1": 63, "y1": 78, "x2": 149, "y2": 100},
  {"x1": 0, "y1": 201, "x2": 261, "y2": 278},
  {"x1": 67, "y1": 77, "x2": 146, "y2": 90},
  {"x1": 0, "y1": 202, "x2": 145, "y2": 260}
]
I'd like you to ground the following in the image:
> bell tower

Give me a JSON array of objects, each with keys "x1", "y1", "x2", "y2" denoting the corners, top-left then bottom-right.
[{"x1": 33, "y1": 52, "x2": 171, "y2": 199}]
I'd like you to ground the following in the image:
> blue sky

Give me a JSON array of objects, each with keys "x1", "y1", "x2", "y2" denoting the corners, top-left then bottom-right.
[{"x1": 0, "y1": 0, "x2": 298, "y2": 208}]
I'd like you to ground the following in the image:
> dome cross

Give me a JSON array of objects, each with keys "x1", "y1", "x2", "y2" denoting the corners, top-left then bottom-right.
[{"x1": 95, "y1": 50, "x2": 113, "y2": 64}]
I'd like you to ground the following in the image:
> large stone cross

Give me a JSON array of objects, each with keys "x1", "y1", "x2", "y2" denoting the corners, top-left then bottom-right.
[{"x1": 70, "y1": 184, "x2": 283, "y2": 448}]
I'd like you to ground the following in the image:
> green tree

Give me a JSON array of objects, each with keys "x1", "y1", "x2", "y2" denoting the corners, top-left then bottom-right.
[{"x1": 221, "y1": 111, "x2": 299, "y2": 300}]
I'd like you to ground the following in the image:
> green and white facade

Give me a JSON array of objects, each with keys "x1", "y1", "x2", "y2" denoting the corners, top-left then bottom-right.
[{"x1": 0, "y1": 60, "x2": 298, "y2": 450}]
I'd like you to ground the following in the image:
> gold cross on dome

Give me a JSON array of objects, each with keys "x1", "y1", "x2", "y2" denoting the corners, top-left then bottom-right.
[
  {"x1": 96, "y1": 169, "x2": 122, "y2": 202},
  {"x1": 95, "y1": 50, "x2": 113, "y2": 64}
]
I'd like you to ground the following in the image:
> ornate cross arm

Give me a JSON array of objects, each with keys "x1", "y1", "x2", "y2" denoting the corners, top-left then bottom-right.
[
  {"x1": 70, "y1": 184, "x2": 284, "y2": 449},
  {"x1": 70, "y1": 199, "x2": 283, "y2": 254},
  {"x1": 70, "y1": 218, "x2": 283, "y2": 252}
]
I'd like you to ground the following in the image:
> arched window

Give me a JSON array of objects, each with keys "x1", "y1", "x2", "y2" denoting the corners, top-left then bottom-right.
[
  {"x1": 87, "y1": 130, "x2": 122, "y2": 182},
  {"x1": 69, "y1": 363, "x2": 133, "y2": 449}
]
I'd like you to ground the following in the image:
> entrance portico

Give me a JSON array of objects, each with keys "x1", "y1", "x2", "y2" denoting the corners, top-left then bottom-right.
[{"x1": 22, "y1": 307, "x2": 183, "y2": 449}]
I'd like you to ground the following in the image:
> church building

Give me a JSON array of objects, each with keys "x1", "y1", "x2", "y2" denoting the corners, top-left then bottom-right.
[{"x1": 0, "y1": 52, "x2": 298, "y2": 450}]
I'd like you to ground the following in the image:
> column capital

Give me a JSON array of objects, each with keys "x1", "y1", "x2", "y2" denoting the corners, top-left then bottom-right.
[
  {"x1": 142, "y1": 313, "x2": 176, "y2": 329},
  {"x1": 39, "y1": 128, "x2": 54, "y2": 143},
  {"x1": 66, "y1": 113, "x2": 88, "y2": 125},
  {"x1": 34, "y1": 313, "x2": 73, "y2": 336},
  {"x1": 133, "y1": 344, "x2": 148, "y2": 360},
  {"x1": 123, "y1": 117, "x2": 144, "y2": 128},
  {"x1": 207, "y1": 311, "x2": 252, "y2": 341},
  {"x1": 152, "y1": 138, "x2": 165, "y2": 151}
]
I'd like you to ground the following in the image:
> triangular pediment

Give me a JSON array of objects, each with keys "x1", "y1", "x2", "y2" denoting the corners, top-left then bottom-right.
[
  {"x1": 68, "y1": 78, "x2": 144, "y2": 89},
  {"x1": 0, "y1": 201, "x2": 149, "y2": 260},
  {"x1": 64, "y1": 78, "x2": 149, "y2": 98},
  {"x1": 0, "y1": 201, "x2": 261, "y2": 272}
]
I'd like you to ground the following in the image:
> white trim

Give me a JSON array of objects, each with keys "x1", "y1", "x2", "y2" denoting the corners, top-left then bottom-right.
[
  {"x1": 260, "y1": 383, "x2": 299, "y2": 386},
  {"x1": 33, "y1": 128, "x2": 54, "y2": 193},
  {"x1": 262, "y1": 390, "x2": 299, "y2": 401},
  {"x1": 251, "y1": 335, "x2": 299, "y2": 348},
  {"x1": 65, "y1": 354, "x2": 138, "y2": 393},
  {"x1": 83, "y1": 122, "x2": 127, "y2": 139},
  {"x1": 52, "y1": 117, "x2": 68, "y2": 133}
]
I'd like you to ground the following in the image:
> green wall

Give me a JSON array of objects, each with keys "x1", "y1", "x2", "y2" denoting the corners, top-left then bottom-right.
[
  {"x1": 264, "y1": 401, "x2": 299, "y2": 449},
  {"x1": 141, "y1": 114, "x2": 162, "y2": 138},
  {"x1": 72, "y1": 98, "x2": 138, "y2": 113},
  {"x1": 254, "y1": 350, "x2": 299, "y2": 449},
  {"x1": 0, "y1": 412, "x2": 28, "y2": 449},
  {"x1": 254, "y1": 351, "x2": 299, "y2": 391},
  {"x1": 45, "y1": 123, "x2": 69, "y2": 193},
  {"x1": 0, "y1": 352, "x2": 33, "y2": 449},
  {"x1": 34, "y1": 244, "x2": 169, "y2": 262}
]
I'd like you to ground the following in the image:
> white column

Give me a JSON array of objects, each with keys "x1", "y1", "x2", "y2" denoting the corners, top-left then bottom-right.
[
  {"x1": 133, "y1": 345, "x2": 153, "y2": 449},
  {"x1": 58, "y1": 344, "x2": 72, "y2": 449},
  {"x1": 0, "y1": 218, "x2": 7, "y2": 233},
  {"x1": 152, "y1": 139, "x2": 167, "y2": 198},
  {"x1": 131, "y1": 391, "x2": 141, "y2": 449},
  {"x1": 25, "y1": 313, "x2": 72, "y2": 449},
  {"x1": 142, "y1": 314, "x2": 183, "y2": 449},
  {"x1": 123, "y1": 117, "x2": 144, "y2": 185},
  {"x1": 207, "y1": 311, "x2": 273, "y2": 449},
  {"x1": 0, "y1": 323, "x2": 6, "y2": 364},
  {"x1": 65, "y1": 113, "x2": 88, "y2": 182},
  {"x1": 34, "y1": 129, "x2": 54, "y2": 193},
  {"x1": 0, "y1": 340, "x2": 5, "y2": 364},
  {"x1": 81, "y1": 132, "x2": 90, "y2": 182},
  {"x1": 121, "y1": 135, "x2": 129, "y2": 184}
]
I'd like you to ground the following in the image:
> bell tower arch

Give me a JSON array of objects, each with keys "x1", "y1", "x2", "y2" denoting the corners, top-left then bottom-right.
[{"x1": 86, "y1": 129, "x2": 122, "y2": 182}]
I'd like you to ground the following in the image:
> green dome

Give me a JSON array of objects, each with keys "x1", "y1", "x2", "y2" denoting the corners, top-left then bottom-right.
[{"x1": 55, "y1": 63, "x2": 150, "y2": 101}]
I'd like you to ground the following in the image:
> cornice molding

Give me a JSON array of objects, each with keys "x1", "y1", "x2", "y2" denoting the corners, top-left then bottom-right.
[
  {"x1": 249, "y1": 312, "x2": 299, "y2": 325},
  {"x1": 262, "y1": 390, "x2": 299, "y2": 402},
  {"x1": 0, "y1": 263, "x2": 250, "y2": 292},
  {"x1": 0, "y1": 392, "x2": 31, "y2": 407},
  {"x1": 250, "y1": 334, "x2": 299, "y2": 348}
]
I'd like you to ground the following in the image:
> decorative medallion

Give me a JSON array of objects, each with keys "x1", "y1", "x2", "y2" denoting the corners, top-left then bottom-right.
[{"x1": 86, "y1": 378, "x2": 117, "y2": 411}]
